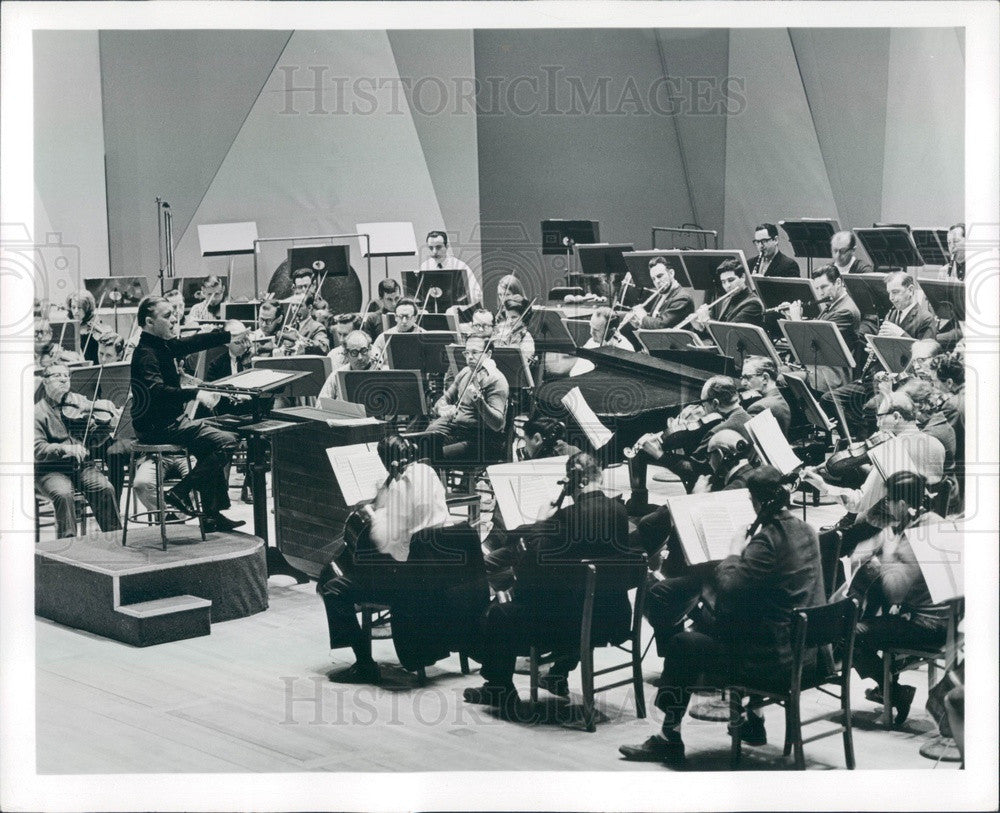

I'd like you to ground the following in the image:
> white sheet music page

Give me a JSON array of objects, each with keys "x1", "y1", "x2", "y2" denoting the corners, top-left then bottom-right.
[
  {"x1": 666, "y1": 490, "x2": 756, "y2": 565},
  {"x1": 220, "y1": 368, "x2": 292, "y2": 389},
  {"x1": 560, "y1": 386, "x2": 613, "y2": 449},
  {"x1": 325, "y1": 443, "x2": 388, "y2": 507},
  {"x1": 905, "y1": 519, "x2": 964, "y2": 604},
  {"x1": 746, "y1": 408, "x2": 802, "y2": 475},
  {"x1": 487, "y1": 456, "x2": 570, "y2": 529}
]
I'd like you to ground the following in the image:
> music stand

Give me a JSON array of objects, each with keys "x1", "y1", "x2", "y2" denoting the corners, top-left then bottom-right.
[
  {"x1": 779, "y1": 219, "x2": 838, "y2": 274},
  {"x1": 339, "y1": 369, "x2": 427, "y2": 419},
  {"x1": 414, "y1": 313, "x2": 454, "y2": 332},
  {"x1": 402, "y1": 270, "x2": 458, "y2": 311},
  {"x1": 355, "y1": 221, "x2": 417, "y2": 281},
  {"x1": 528, "y1": 307, "x2": 577, "y2": 353},
  {"x1": 853, "y1": 227, "x2": 924, "y2": 272},
  {"x1": 222, "y1": 302, "x2": 259, "y2": 323},
  {"x1": 541, "y1": 219, "x2": 600, "y2": 285},
  {"x1": 911, "y1": 228, "x2": 949, "y2": 266},
  {"x1": 490, "y1": 346, "x2": 534, "y2": 390},
  {"x1": 754, "y1": 277, "x2": 820, "y2": 319},
  {"x1": 635, "y1": 329, "x2": 705, "y2": 353},
  {"x1": 842, "y1": 273, "x2": 892, "y2": 319},
  {"x1": 867, "y1": 335, "x2": 916, "y2": 374},
  {"x1": 562, "y1": 316, "x2": 593, "y2": 348},
  {"x1": 197, "y1": 221, "x2": 258, "y2": 297},
  {"x1": 781, "y1": 373, "x2": 835, "y2": 433},
  {"x1": 622, "y1": 250, "x2": 693, "y2": 289},
  {"x1": 779, "y1": 319, "x2": 856, "y2": 390},
  {"x1": 706, "y1": 321, "x2": 781, "y2": 371},
  {"x1": 677, "y1": 250, "x2": 756, "y2": 297},
  {"x1": 252, "y1": 355, "x2": 333, "y2": 398},
  {"x1": 576, "y1": 243, "x2": 634, "y2": 278},
  {"x1": 84, "y1": 276, "x2": 149, "y2": 309},
  {"x1": 70, "y1": 361, "x2": 132, "y2": 406},
  {"x1": 50, "y1": 319, "x2": 80, "y2": 355},
  {"x1": 288, "y1": 244, "x2": 350, "y2": 283},
  {"x1": 385, "y1": 331, "x2": 459, "y2": 374},
  {"x1": 917, "y1": 278, "x2": 965, "y2": 323}
]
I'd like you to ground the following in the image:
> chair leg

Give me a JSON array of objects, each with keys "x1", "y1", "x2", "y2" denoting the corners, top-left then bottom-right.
[
  {"x1": 359, "y1": 609, "x2": 374, "y2": 664},
  {"x1": 460, "y1": 653, "x2": 470, "y2": 675},
  {"x1": 882, "y1": 657, "x2": 894, "y2": 727},
  {"x1": 632, "y1": 637, "x2": 646, "y2": 720},
  {"x1": 783, "y1": 704, "x2": 794, "y2": 756},
  {"x1": 122, "y1": 452, "x2": 137, "y2": 547},
  {"x1": 790, "y1": 696, "x2": 805, "y2": 770},
  {"x1": 154, "y1": 453, "x2": 167, "y2": 551},
  {"x1": 78, "y1": 495, "x2": 88, "y2": 536},
  {"x1": 842, "y1": 681, "x2": 856, "y2": 770},
  {"x1": 729, "y1": 690, "x2": 743, "y2": 769},
  {"x1": 927, "y1": 660, "x2": 937, "y2": 690},
  {"x1": 188, "y1": 452, "x2": 206, "y2": 541},
  {"x1": 529, "y1": 647, "x2": 540, "y2": 704},
  {"x1": 580, "y1": 646, "x2": 596, "y2": 733},
  {"x1": 416, "y1": 667, "x2": 427, "y2": 687}
]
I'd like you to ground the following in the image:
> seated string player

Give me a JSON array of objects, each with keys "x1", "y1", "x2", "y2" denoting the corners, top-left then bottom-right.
[
  {"x1": 96, "y1": 332, "x2": 125, "y2": 366},
  {"x1": 370, "y1": 298, "x2": 425, "y2": 365},
  {"x1": 246, "y1": 298, "x2": 284, "y2": 357},
  {"x1": 34, "y1": 317, "x2": 53, "y2": 364},
  {"x1": 130, "y1": 296, "x2": 245, "y2": 533},
  {"x1": 34, "y1": 363, "x2": 123, "y2": 538},
  {"x1": 327, "y1": 313, "x2": 362, "y2": 366},
  {"x1": 464, "y1": 453, "x2": 633, "y2": 712},
  {"x1": 493, "y1": 294, "x2": 535, "y2": 365},
  {"x1": 318, "y1": 435, "x2": 485, "y2": 684},
  {"x1": 362, "y1": 278, "x2": 402, "y2": 342},
  {"x1": 738, "y1": 356, "x2": 791, "y2": 434},
  {"x1": 424, "y1": 335, "x2": 509, "y2": 461},
  {"x1": 626, "y1": 375, "x2": 752, "y2": 513},
  {"x1": 184, "y1": 276, "x2": 226, "y2": 326},
  {"x1": 636, "y1": 256, "x2": 695, "y2": 330},
  {"x1": 67, "y1": 290, "x2": 113, "y2": 365},
  {"x1": 463, "y1": 308, "x2": 495, "y2": 344},
  {"x1": 318, "y1": 330, "x2": 381, "y2": 401},
  {"x1": 932, "y1": 351, "x2": 964, "y2": 432},
  {"x1": 275, "y1": 269, "x2": 330, "y2": 356},
  {"x1": 689, "y1": 259, "x2": 765, "y2": 337},
  {"x1": 847, "y1": 471, "x2": 953, "y2": 724},
  {"x1": 620, "y1": 466, "x2": 824, "y2": 766}
]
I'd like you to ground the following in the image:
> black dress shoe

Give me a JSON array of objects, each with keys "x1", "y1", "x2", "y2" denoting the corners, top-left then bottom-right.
[
  {"x1": 328, "y1": 661, "x2": 381, "y2": 684},
  {"x1": 891, "y1": 684, "x2": 917, "y2": 725},
  {"x1": 463, "y1": 683, "x2": 517, "y2": 707},
  {"x1": 206, "y1": 512, "x2": 246, "y2": 532},
  {"x1": 164, "y1": 489, "x2": 198, "y2": 517},
  {"x1": 619, "y1": 734, "x2": 685, "y2": 765},
  {"x1": 538, "y1": 673, "x2": 570, "y2": 697},
  {"x1": 728, "y1": 713, "x2": 767, "y2": 746}
]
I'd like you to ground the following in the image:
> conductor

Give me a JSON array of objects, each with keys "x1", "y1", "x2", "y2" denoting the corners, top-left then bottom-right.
[{"x1": 129, "y1": 295, "x2": 245, "y2": 532}]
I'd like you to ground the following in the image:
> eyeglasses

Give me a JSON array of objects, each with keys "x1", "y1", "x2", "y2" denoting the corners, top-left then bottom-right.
[
  {"x1": 44, "y1": 373, "x2": 70, "y2": 380},
  {"x1": 345, "y1": 347, "x2": 370, "y2": 358},
  {"x1": 463, "y1": 350, "x2": 483, "y2": 358},
  {"x1": 752, "y1": 237, "x2": 775, "y2": 245}
]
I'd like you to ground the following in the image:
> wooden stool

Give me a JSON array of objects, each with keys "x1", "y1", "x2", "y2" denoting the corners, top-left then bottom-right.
[{"x1": 122, "y1": 444, "x2": 205, "y2": 551}]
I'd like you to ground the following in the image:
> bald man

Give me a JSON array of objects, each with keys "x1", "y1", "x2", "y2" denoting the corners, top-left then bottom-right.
[{"x1": 831, "y1": 230, "x2": 873, "y2": 275}]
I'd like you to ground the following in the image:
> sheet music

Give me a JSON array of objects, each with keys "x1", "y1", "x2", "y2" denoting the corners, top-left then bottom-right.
[
  {"x1": 219, "y1": 368, "x2": 293, "y2": 389},
  {"x1": 487, "y1": 457, "x2": 570, "y2": 529},
  {"x1": 325, "y1": 443, "x2": 388, "y2": 507},
  {"x1": 665, "y1": 490, "x2": 756, "y2": 565},
  {"x1": 905, "y1": 519, "x2": 964, "y2": 604},
  {"x1": 560, "y1": 386, "x2": 613, "y2": 450},
  {"x1": 746, "y1": 408, "x2": 802, "y2": 475}
]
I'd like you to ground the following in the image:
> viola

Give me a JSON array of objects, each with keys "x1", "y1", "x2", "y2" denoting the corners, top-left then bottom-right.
[
  {"x1": 661, "y1": 411, "x2": 724, "y2": 451},
  {"x1": 60, "y1": 397, "x2": 119, "y2": 428},
  {"x1": 820, "y1": 430, "x2": 893, "y2": 477},
  {"x1": 739, "y1": 388, "x2": 763, "y2": 407}
]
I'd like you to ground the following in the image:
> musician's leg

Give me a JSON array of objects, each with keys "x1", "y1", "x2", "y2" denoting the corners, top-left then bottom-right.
[
  {"x1": 644, "y1": 568, "x2": 710, "y2": 656},
  {"x1": 36, "y1": 472, "x2": 77, "y2": 538},
  {"x1": 77, "y1": 464, "x2": 122, "y2": 532},
  {"x1": 626, "y1": 454, "x2": 651, "y2": 515},
  {"x1": 628, "y1": 503, "x2": 671, "y2": 555},
  {"x1": 316, "y1": 565, "x2": 376, "y2": 670},
  {"x1": 655, "y1": 628, "x2": 729, "y2": 727},
  {"x1": 170, "y1": 419, "x2": 237, "y2": 515},
  {"x1": 476, "y1": 601, "x2": 521, "y2": 690}
]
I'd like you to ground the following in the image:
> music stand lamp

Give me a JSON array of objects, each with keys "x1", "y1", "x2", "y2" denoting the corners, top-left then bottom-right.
[
  {"x1": 252, "y1": 355, "x2": 333, "y2": 399},
  {"x1": 779, "y1": 219, "x2": 839, "y2": 275},
  {"x1": 340, "y1": 369, "x2": 427, "y2": 423},
  {"x1": 853, "y1": 227, "x2": 924, "y2": 274},
  {"x1": 355, "y1": 221, "x2": 417, "y2": 285},
  {"x1": 705, "y1": 321, "x2": 782, "y2": 373},
  {"x1": 541, "y1": 219, "x2": 600, "y2": 287},
  {"x1": 911, "y1": 228, "x2": 949, "y2": 266},
  {"x1": 867, "y1": 335, "x2": 916, "y2": 375},
  {"x1": 917, "y1": 278, "x2": 965, "y2": 324},
  {"x1": 755, "y1": 277, "x2": 821, "y2": 320},
  {"x1": 254, "y1": 232, "x2": 372, "y2": 308},
  {"x1": 779, "y1": 320, "x2": 856, "y2": 391},
  {"x1": 197, "y1": 221, "x2": 259, "y2": 300}
]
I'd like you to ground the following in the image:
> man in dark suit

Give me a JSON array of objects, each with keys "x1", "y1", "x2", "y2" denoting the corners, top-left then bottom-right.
[
  {"x1": 637, "y1": 257, "x2": 695, "y2": 329},
  {"x1": 749, "y1": 223, "x2": 800, "y2": 277},
  {"x1": 620, "y1": 466, "x2": 825, "y2": 765},
  {"x1": 690, "y1": 259, "x2": 764, "y2": 338},
  {"x1": 130, "y1": 296, "x2": 244, "y2": 532},
  {"x1": 740, "y1": 356, "x2": 792, "y2": 434},
  {"x1": 831, "y1": 230, "x2": 873, "y2": 275},
  {"x1": 464, "y1": 453, "x2": 633, "y2": 710},
  {"x1": 626, "y1": 375, "x2": 752, "y2": 514}
]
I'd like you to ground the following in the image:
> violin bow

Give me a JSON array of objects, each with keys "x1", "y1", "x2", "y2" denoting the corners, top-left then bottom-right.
[
  {"x1": 79, "y1": 363, "x2": 105, "y2": 451},
  {"x1": 81, "y1": 289, "x2": 109, "y2": 359}
]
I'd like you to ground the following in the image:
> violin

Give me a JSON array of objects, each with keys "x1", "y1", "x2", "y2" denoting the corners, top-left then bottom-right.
[
  {"x1": 739, "y1": 388, "x2": 763, "y2": 407},
  {"x1": 661, "y1": 410, "x2": 725, "y2": 451},
  {"x1": 60, "y1": 397, "x2": 120, "y2": 428},
  {"x1": 820, "y1": 430, "x2": 893, "y2": 477}
]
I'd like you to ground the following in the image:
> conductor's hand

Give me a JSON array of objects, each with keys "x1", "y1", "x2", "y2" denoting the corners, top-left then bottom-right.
[
  {"x1": 878, "y1": 320, "x2": 905, "y2": 338},
  {"x1": 63, "y1": 443, "x2": 88, "y2": 462},
  {"x1": 197, "y1": 389, "x2": 222, "y2": 410}
]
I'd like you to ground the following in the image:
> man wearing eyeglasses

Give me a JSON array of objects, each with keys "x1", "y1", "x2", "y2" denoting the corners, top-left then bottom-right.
[
  {"x1": 35, "y1": 364, "x2": 122, "y2": 537},
  {"x1": 318, "y1": 330, "x2": 380, "y2": 401},
  {"x1": 370, "y1": 298, "x2": 425, "y2": 362},
  {"x1": 749, "y1": 223, "x2": 800, "y2": 278}
]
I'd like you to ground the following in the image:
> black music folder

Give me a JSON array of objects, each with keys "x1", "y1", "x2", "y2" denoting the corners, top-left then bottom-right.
[
  {"x1": 853, "y1": 227, "x2": 923, "y2": 272},
  {"x1": 340, "y1": 369, "x2": 428, "y2": 419},
  {"x1": 779, "y1": 219, "x2": 838, "y2": 262},
  {"x1": 541, "y1": 219, "x2": 600, "y2": 254}
]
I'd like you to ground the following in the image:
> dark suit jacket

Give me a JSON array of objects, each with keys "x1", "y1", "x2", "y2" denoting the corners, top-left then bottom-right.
[
  {"x1": 747, "y1": 389, "x2": 792, "y2": 435},
  {"x1": 640, "y1": 284, "x2": 695, "y2": 329},
  {"x1": 752, "y1": 251, "x2": 800, "y2": 278},
  {"x1": 714, "y1": 288, "x2": 764, "y2": 328},
  {"x1": 816, "y1": 291, "x2": 862, "y2": 353},
  {"x1": 888, "y1": 300, "x2": 938, "y2": 340},
  {"x1": 714, "y1": 510, "x2": 825, "y2": 680},
  {"x1": 843, "y1": 257, "x2": 874, "y2": 275}
]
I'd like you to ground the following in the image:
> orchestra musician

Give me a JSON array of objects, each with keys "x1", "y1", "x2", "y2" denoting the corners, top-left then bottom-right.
[
  {"x1": 493, "y1": 294, "x2": 536, "y2": 364},
  {"x1": 327, "y1": 313, "x2": 362, "y2": 366},
  {"x1": 635, "y1": 257, "x2": 695, "y2": 329},
  {"x1": 370, "y1": 298, "x2": 425, "y2": 362},
  {"x1": 466, "y1": 308, "x2": 496, "y2": 342},
  {"x1": 495, "y1": 274, "x2": 525, "y2": 304},
  {"x1": 129, "y1": 296, "x2": 245, "y2": 533},
  {"x1": 847, "y1": 471, "x2": 953, "y2": 725},
  {"x1": 464, "y1": 453, "x2": 634, "y2": 711},
  {"x1": 932, "y1": 351, "x2": 965, "y2": 432},
  {"x1": 689, "y1": 259, "x2": 764, "y2": 334},
  {"x1": 626, "y1": 375, "x2": 752, "y2": 513},
  {"x1": 831, "y1": 230, "x2": 873, "y2": 275},
  {"x1": 246, "y1": 298, "x2": 283, "y2": 357},
  {"x1": 362, "y1": 278, "x2": 402, "y2": 342},
  {"x1": 940, "y1": 223, "x2": 965, "y2": 280},
  {"x1": 749, "y1": 223, "x2": 800, "y2": 278},
  {"x1": 569, "y1": 307, "x2": 633, "y2": 377},
  {"x1": 317, "y1": 434, "x2": 473, "y2": 684},
  {"x1": 738, "y1": 356, "x2": 791, "y2": 434},
  {"x1": 318, "y1": 330, "x2": 381, "y2": 401},
  {"x1": 184, "y1": 276, "x2": 226, "y2": 326},
  {"x1": 34, "y1": 317, "x2": 53, "y2": 361},
  {"x1": 68, "y1": 290, "x2": 113, "y2": 365},
  {"x1": 96, "y1": 332, "x2": 125, "y2": 366},
  {"x1": 34, "y1": 363, "x2": 123, "y2": 537},
  {"x1": 275, "y1": 269, "x2": 330, "y2": 355},
  {"x1": 421, "y1": 230, "x2": 482, "y2": 307},
  {"x1": 620, "y1": 466, "x2": 824, "y2": 765}
]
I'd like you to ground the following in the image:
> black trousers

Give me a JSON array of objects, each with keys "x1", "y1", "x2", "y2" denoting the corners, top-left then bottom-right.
[
  {"x1": 479, "y1": 601, "x2": 579, "y2": 688},
  {"x1": 821, "y1": 379, "x2": 875, "y2": 439},
  {"x1": 644, "y1": 562, "x2": 719, "y2": 655},
  {"x1": 656, "y1": 629, "x2": 732, "y2": 727},
  {"x1": 317, "y1": 564, "x2": 382, "y2": 663},
  {"x1": 853, "y1": 616, "x2": 947, "y2": 683},
  {"x1": 139, "y1": 418, "x2": 236, "y2": 514}
]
